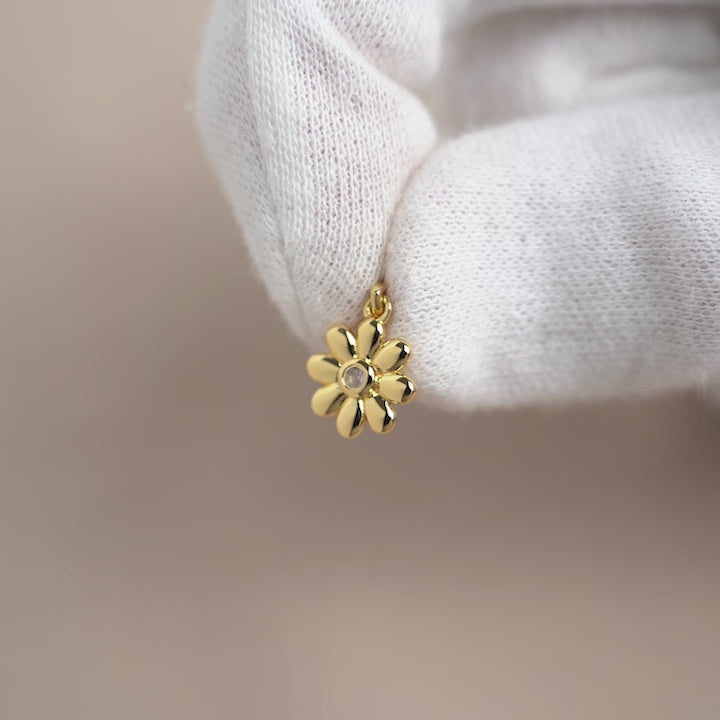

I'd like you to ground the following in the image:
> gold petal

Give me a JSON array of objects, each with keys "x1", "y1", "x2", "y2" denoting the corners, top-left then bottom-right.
[
  {"x1": 306, "y1": 354, "x2": 340, "y2": 385},
  {"x1": 336, "y1": 396, "x2": 365, "y2": 439},
  {"x1": 372, "y1": 339, "x2": 412, "y2": 373},
  {"x1": 365, "y1": 394, "x2": 397, "y2": 434},
  {"x1": 356, "y1": 318, "x2": 384, "y2": 360},
  {"x1": 377, "y1": 373, "x2": 417, "y2": 404},
  {"x1": 311, "y1": 384, "x2": 345, "y2": 416},
  {"x1": 326, "y1": 325, "x2": 357, "y2": 363}
]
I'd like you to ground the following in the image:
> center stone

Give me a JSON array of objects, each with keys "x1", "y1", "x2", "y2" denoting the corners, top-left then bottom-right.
[{"x1": 342, "y1": 365, "x2": 367, "y2": 390}]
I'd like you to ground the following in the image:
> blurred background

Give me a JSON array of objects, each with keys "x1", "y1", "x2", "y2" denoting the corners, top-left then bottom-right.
[{"x1": 1, "y1": 2, "x2": 720, "y2": 718}]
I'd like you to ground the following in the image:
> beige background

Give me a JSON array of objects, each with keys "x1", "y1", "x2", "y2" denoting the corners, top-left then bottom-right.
[{"x1": 2, "y1": 2, "x2": 720, "y2": 718}]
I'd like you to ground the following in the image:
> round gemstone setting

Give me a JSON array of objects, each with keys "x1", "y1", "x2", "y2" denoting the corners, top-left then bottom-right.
[{"x1": 342, "y1": 365, "x2": 367, "y2": 390}]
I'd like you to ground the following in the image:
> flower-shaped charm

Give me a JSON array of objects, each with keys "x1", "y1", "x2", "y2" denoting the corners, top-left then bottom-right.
[{"x1": 307, "y1": 285, "x2": 416, "y2": 438}]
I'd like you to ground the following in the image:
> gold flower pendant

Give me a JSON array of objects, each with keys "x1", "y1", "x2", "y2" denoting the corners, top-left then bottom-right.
[{"x1": 306, "y1": 283, "x2": 416, "y2": 438}]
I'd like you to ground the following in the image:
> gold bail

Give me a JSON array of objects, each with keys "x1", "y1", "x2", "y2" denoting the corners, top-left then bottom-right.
[{"x1": 363, "y1": 282, "x2": 392, "y2": 322}]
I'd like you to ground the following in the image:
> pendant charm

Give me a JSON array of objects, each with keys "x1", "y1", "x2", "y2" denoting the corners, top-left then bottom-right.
[{"x1": 306, "y1": 283, "x2": 416, "y2": 439}]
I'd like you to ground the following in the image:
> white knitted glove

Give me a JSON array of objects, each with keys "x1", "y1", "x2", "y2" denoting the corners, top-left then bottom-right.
[{"x1": 196, "y1": 0, "x2": 720, "y2": 409}]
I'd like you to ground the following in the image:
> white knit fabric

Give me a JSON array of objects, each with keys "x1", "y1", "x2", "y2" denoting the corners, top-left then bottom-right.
[{"x1": 196, "y1": 0, "x2": 720, "y2": 408}]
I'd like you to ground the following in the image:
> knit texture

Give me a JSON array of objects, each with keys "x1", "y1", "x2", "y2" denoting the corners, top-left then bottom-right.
[{"x1": 196, "y1": 0, "x2": 720, "y2": 408}]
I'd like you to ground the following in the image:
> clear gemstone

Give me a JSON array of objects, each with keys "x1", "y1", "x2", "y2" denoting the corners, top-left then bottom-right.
[{"x1": 342, "y1": 365, "x2": 367, "y2": 390}]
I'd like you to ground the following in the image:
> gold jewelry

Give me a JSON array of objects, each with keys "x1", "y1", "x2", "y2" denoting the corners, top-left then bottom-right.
[{"x1": 306, "y1": 283, "x2": 416, "y2": 438}]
